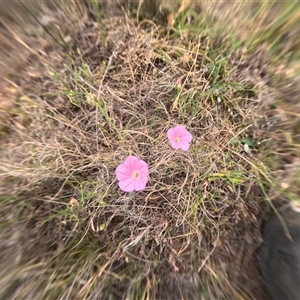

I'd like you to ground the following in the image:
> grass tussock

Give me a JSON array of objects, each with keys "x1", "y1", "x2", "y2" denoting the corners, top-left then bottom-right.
[{"x1": 1, "y1": 1, "x2": 300, "y2": 299}]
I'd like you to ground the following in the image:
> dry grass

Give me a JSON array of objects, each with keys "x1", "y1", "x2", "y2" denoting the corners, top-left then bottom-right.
[{"x1": 1, "y1": 1, "x2": 300, "y2": 299}]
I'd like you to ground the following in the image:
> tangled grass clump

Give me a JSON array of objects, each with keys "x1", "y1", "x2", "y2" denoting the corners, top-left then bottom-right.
[{"x1": 1, "y1": 1, "x2": 300, "y2": 300}]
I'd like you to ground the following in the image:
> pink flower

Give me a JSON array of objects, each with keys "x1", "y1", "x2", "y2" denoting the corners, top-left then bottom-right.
[
  {"x1": 167, "y1": 125, "x2": 193, "y2": 151},
  {"x1": 116, "y1": 156, "x2": 149, "y2": 192}
]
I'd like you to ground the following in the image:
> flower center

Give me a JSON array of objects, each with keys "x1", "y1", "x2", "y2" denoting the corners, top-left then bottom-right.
[
  {"x1": 174, "y1": 137, "x2": 180, "y2": 143},
  {"x1": 132, "y1": 171, "x2": 139, "y2": 178}
]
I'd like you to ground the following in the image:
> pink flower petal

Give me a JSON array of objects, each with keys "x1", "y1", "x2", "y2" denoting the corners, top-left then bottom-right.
[
  {"x1": 123, "y1": 156, "x2": 139, "y2": 170},
  {"x1": 169, "y1": 139, "x2": 181, "y2": 149},
  {"x1": 167, "y1": 128, "x2": 176, "y2": 140},
  {"x1": 116, "y1": 156, "x2": 149, "y2": 192},
  {"x1": 118, "y1": 177, "x2": 136, "y2": 192},
  {"x1": 167, "y1": 125, "x2": 193, "y2": 151},
  {"x1": 138, "y1": 168, "x2": 149, "y2": 177},
  {"x1": 181, "y1": 134, "x2": 193, "y2": 142},
  {"x1": 115, "y1": 164, "x2": 131, "y2": 181},
  {"x1": 179, "y1": 141, "x2": 191, "y2": 151},
  {"x1": 134, "y1": 176, "x2": 147, "y2": 191},
  {"x1": 140, "y1": 174, "x2": 148, "y2": 186},
  {"x1": 174, "y1": 125, "x2": 184, "y2": 132},
  {"x1": 137, "y1": 161, "x2": 149, "y2": 175}
]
